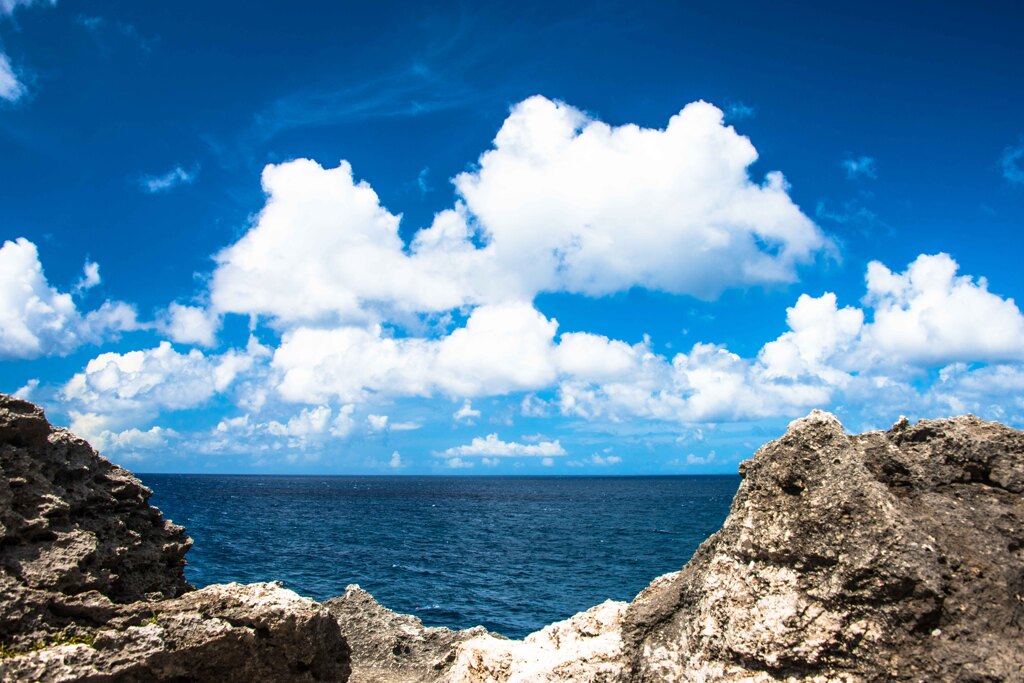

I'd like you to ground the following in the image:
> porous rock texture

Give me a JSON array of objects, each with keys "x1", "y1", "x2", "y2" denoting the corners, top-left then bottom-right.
[
  {"x1": 0, "y1": 394, "x2": 350, "y2": 682},
  {"x1": 325, "y1": 585, "x2": 488, "y2": 682},
  {"x1": 619, "y1": 411, "x2": 1024, "y2": 682}
]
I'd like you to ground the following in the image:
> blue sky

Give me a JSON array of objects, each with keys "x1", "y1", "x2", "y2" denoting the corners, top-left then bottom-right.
[{"x1": 1, "y1": 0, "x2": 1023, "y2": 474}]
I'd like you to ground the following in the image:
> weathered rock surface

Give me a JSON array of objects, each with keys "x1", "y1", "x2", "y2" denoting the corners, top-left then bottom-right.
[
  {"x1": 1, "y1": 582, "x2": 350, "y2": 682},
  {"x1": 325, "y1": 585, "x2": 487, "y2": 682},
  {"x1": 619, "y1": 411, "x2": 1024, "y2": 682},
  {"x1": 0, "y1": 394, "x2": 350, "y2": 681},
  {"x1": 335, "y1": 411, "x2": 1023, "y2": 682}
]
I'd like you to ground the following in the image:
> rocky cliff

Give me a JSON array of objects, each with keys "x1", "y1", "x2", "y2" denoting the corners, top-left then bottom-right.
[
  {"x1": 0, "y1": 395, "x2": 351, "y2": 681},
  {"x1": 1, "y1": 393, "x2": 1022, "y2": 682}
]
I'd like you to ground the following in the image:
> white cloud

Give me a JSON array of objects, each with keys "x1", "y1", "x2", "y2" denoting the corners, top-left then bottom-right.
[
  {"x1": 556, "y1": 253, "x2": 1024, "y2": 424},
  {"x1": 12, "y1": 378, "x2": 39, "y2": 400},
  {"x1": 445, "y1": 457, "x2": 474, "y2": 469},
  {"x1": 266, "y1": 405, "x2": 332, "y2": 438},
  {"x1": 367, "y1": 414, "x2": 389, "y2": 432},
  {"x1": 453, "y1": 399, "x2": 481, "y2": 423},
  {"x1": 209, "y1": 97, "x2": 828, "y2": 326},
  {"x1": 456, "y1": 97, "x2": 829, "y2": 300},
  {"x1": 0, "y1": 52, "x2": 25, "y2": 102},
  {"x1": 140, "y1": 165, "x2": 197, "y2": 193},
  {"x1": 272, "y1": 302, "x2": 558, "y2": 403},
  {"x1": 0, "y1": 238, "x2": 141, "y2": 359},
  {"x1": 74, "y1": 260, "x2": 101, "y2": 294},
  {"x1": 62, "y1": 340, "x2": 261, "y2": 433},
  {"x1": 389, "y1": 450, "x2": 403, "y2": 469},
  {"x1": 841, "y1": 155, "x2": 877, "y2": 179},
  {"x1": 686, "y1": 451, "x2": 716, "y2": 465},
  {"x1": 442, "y1": 433, "x2": 566, "y2": 458},
  {"x1": 161, "y1": 303, "x2": 220, "y2": 347},
  {"x1": 0, "y1": 0, "x2": 54, "y2": 15},
  {"x1": 860, "y1": 253, "x2": 1024, "y2": 365}
]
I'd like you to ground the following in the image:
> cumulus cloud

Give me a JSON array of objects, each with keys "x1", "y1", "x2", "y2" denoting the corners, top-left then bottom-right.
[
  {"x1": 209, "y1": 97, "x2": 829, "y2": 326},
  {"x1": 389, "y1": 450, "x2": 403, "y2": 469},
  {"x1": 74, "y1": 260, "x2": 101, "y2": 294},
  {"x1": 556, "y1": 253, "x2": 1024, "y2": 424},
  {"x1": 160, "y1": 303, "x2": 220, "y2": 347},
  {"x1": 272, "y1": 302, "x2": 558, "y2": 403},
  {"x1": 442, "y1": 433, "x2": 566, "y2": 458},
  {"x1": 860, "y1": 253, "x2": 1024, "y2": 365},
  {"x1": 0, "y1": 238, "x2": 141, "y2": 359},
  {"x1": 62, "y1": 340, "x2": 264, "y2": 435},
  {"x1": 0, "y1": 0, "x2": 57, "y2": 101}
]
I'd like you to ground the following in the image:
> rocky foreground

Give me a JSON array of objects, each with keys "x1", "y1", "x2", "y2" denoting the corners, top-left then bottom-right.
[{"x1": 0, "y1": 394, "x2": 1021, "y2": 681}]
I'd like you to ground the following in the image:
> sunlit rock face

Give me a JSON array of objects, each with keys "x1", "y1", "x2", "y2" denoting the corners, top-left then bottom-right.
[{"x1": 619, "y1": 410, "x2": 1024, "y2": 682}]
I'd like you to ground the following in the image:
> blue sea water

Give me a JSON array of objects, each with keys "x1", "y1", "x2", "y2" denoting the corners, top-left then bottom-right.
[{"x1": 140, "y1": 475, "x2": 739, "y2": 639}]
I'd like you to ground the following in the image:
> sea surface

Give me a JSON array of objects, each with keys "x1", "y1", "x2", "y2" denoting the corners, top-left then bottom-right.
[{"x1": 140, "y1": 475, "x2": 739, "y2": 639}]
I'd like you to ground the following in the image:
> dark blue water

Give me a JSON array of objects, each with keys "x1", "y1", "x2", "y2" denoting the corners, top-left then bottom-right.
[{"x1": 140, "y1": 475, "x2": 739, "y2": 638}]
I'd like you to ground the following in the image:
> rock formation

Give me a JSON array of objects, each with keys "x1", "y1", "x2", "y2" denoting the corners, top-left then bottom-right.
[
  {"x1": 335, "y1": 411, "x2": 1024, "y2": 682},
  {"x1": 0, "y1": 394, "x2": 350, "y2": 682},
  {"x1": 2, "y1": 391, "x2": 1022, "y2": 682}
]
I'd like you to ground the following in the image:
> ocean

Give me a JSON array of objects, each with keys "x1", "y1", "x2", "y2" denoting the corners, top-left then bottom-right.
[{"x1": 141, "y1": 475, "x2": 739, "y2": 639}]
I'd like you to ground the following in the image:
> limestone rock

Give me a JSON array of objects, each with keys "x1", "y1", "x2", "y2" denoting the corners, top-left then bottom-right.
[
  {"x1": 0, "y1": 582, "x2": 351, "y2": 682},
  {"x1": 0, "y1": 394, "x2": 351, "y2": 682},
  {"x1": 0, "y1": 394, "x2": 191, "y2": 647},
  {"x1": 446, "y1": 599, "x2": 628, "y2": 683},
  {"x1": 325, "y1": 585, "x2": 487, "y2": 682},
  {"x1": 621, "y1": 410, "x2": 1024, "y2": 682}
]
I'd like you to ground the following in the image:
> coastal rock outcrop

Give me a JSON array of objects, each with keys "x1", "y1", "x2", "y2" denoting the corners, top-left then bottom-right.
[
  {"x1": 0, "y1": 394, "x2": 350, "y2": 682},
  {"x1": 2, "y1": 391, "x2": 1022, "y2": 682},
  {"x1": 325, "y1": 585, "x2": 488, "y2": 682},
  {"x1": 619, "y1": 411, "x2": 1024, "y2": 682},
  {"x1": 335, "y1": 411, "x2": 1023, "y2": 682}
]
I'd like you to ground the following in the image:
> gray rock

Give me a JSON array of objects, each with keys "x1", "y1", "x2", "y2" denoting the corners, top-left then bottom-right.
[
  {"x1": 0, "y1": 394, "x2": 191, "y2": 648},
  {"x1": 0, "y1": 394, "x2": 350, "y2": 682},
  {"x1": 620, "y1": 411, "x2": 1024, "y2": 682},
  {"x1": 325, "y1": 585, "x2": 487, "y2": 682}
]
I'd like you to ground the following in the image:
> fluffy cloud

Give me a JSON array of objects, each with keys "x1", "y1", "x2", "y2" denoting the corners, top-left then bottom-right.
[
  {"x1": 161, "y1": 303, "x2": 220, "y2": 347},
  {"x1": 456, "y1": 97, "x2": 829, "y2": 299},
  {"x1": 209, "y1": 97, "x2": 829, "y2": 325},
  {"x1": 0, "y1": 238, "x2": 141, "y2": 359},
  {"x1": 442, "y1": 433, "x2": 566, "y2": 458},
  {"x1": 557, "y1": 253, "x2": 1024, "y2": 424},
  {"x1": 272, "y1": 302, "x2": 558, "y2": 403},
  {"x1": 859, "y1": 253, "x2": 1024, "y2": 365},
  {"x1": 62, "y1": 340, "x2": 263, "y2": 435},
  {"x1": 453, "y1": 399, "x2": 481, "y2": 423},
  {"x1": 0, "y1": 0, "x2": 57, "y2": 101}
]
